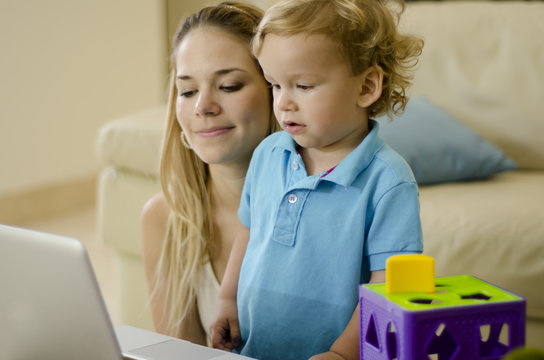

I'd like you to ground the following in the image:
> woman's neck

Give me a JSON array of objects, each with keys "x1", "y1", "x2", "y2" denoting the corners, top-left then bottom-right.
[{"x1": 208, "y1": 162, "x2": 247, "y2": 213}]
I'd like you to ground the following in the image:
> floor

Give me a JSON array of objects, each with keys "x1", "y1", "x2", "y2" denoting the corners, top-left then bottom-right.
[{"x1": 13, "y1": 203, "x2": 121, "y2": 325}]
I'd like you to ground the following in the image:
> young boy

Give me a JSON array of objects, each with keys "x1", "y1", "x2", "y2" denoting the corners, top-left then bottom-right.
[{"x1": 211, "y1": 1, "x2": 424, "y2": 359}]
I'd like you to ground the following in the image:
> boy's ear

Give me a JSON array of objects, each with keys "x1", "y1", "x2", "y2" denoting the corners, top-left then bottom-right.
[{"x1": 357, "y1": 66, "x2": 383, "y2": 108}]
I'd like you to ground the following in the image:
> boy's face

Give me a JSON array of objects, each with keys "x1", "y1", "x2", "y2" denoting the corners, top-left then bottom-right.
[{"x1": 257, "y1": 33, "x2": 369, "y2": 152}]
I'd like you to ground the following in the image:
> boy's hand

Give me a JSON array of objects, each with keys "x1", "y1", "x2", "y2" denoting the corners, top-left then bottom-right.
[
  {"x1": 309, "y1": 351, "x2": 347, "y2": 360},
  {"x1": 210, "y1": 298, "x2": 241, "y2": 351},
  {"x1": 310, "y1": 272, "x2": 385, "y2": 360}
]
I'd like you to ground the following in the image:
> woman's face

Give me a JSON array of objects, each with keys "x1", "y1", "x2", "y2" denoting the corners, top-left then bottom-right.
[{"x1": 174, "y1": 27, "x2": 272, "y2": 166}]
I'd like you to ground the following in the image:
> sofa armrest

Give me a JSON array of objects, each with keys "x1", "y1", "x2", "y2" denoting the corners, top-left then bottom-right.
[
  {"x1": 97, "y1": 106, "x2": 165, "y2": 177},
  {"x1": 98, "y1": 167, "x2": 160, "y2": 257}
]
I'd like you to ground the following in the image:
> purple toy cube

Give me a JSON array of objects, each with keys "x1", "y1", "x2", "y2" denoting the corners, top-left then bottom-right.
[{"x1": 359, "y1": 275, "x2": 525, "y2": 360}]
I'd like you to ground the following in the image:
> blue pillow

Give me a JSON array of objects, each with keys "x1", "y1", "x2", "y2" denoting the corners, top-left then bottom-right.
[{"x1": 376, "y1": 97, "x2": 517, "y2": 185}]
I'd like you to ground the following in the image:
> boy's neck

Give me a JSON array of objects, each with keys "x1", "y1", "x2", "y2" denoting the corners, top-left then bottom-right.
[{"x1": 299, "y1": 126, "x2": 370, "y2": 176}]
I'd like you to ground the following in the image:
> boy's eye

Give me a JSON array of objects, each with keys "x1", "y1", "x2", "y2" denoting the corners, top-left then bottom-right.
[
  {"x1": 297, "y1": 84, "x2": 313, "y2": 91},
  {"x1": 221, "y1": 84, "x2": 244, "y2": 92}
]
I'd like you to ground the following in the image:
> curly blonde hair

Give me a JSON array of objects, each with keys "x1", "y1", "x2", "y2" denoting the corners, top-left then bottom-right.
[{"x1": 252, "y1": 0, "x2": 423, "y2": 118}]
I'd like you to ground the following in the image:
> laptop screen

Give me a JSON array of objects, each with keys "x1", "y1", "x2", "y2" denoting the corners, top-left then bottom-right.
[{"x1": 0, "y1": 224, "x2": 123, "y2": 360}]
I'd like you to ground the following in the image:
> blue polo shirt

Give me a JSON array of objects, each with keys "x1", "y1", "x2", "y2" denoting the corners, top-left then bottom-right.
[{"x1": 237, "y1": 120, "x2": 423, "y2": 360}]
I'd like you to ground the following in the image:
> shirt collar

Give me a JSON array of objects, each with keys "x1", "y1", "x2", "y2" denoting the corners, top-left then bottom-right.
[
  {"x1": 271, "y1": 120, "x2": 385, "y2": 187},
  {"x1": 271, "y1": 130, "x2": 298, "y2": 152}
]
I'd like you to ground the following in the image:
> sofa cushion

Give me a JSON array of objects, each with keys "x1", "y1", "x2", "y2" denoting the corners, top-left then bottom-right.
[
  {"x1": 401, "y1": 1, "x2": 544, "y2": 170},
  {"x1": 96, "y1": 106, "x2": 165, "y2": 176},
  {"x1": 420, "y1": 170, "x2": 544, "y2": 321},
  {"x1": 377, "y1": 97, "x2": 517, "y2": 185}
]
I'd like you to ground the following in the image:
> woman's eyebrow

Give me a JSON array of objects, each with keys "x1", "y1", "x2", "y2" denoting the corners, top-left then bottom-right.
[
  {"x1": 176, "y1": 68, "x2": 247, "y2": 80},
  {"x1": 215, "y1": 67, "x2": 246, "y2": 76}
]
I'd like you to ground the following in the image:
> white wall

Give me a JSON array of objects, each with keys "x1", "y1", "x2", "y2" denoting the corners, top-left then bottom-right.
[{"x1": 0, "y1": 0, "x2": 167, "y2": 197}]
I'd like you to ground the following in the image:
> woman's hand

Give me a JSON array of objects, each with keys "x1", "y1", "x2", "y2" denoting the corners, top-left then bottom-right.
[{"x1": 210, "y1": 297, "x2": 241, "y2": 351}]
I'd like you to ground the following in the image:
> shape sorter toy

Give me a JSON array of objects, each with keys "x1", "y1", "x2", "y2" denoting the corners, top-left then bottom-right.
[{"x1": 359, "y1": 255, "x2": 526, "y2": 360}]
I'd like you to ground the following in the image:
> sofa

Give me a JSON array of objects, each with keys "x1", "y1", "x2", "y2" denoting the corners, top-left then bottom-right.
[{"x1": 96, "y1": 1, "x2": 544, "y2": 350}]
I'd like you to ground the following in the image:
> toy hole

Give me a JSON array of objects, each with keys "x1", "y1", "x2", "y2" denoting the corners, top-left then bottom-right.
[
  {"x1": 478, "y1": 323, "x2": 510, "y2": 358},
  {"x1": 426, "y1": 323, "x2": 457, "y2": 360},
  {"x1": 499, "y1": 323, "x2": 510, "y2": 347},
  {"x1": 461, "y1": 292, "x2": 491, "y2": 301},
  {"x1": 410, "y1": 298, "x2": 443, "y2": 305},
  {"x1": 386, "y1": 322, "x2": 398, "y2": 360},
  {"x1": 365, "y1": 314, "x2": 380, "y2": 350},
  {"x1": 480, "y1": 324, "x2": 491, "y2": 342},
  {"x1": 435, "y1": 323, "x2": 446, "y2": 336}
]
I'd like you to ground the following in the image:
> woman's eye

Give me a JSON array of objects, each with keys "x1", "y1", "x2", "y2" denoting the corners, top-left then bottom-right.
[
  {"x1": 179, "y1": 90, "x2": 196, "y2": 98},
  {"x1": 221, "y1": 84, "x2": 244, "y2": 93}
]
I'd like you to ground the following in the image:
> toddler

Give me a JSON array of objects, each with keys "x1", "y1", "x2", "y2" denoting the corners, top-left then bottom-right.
[{"x1": 211, "y1": 1, "x2": 424, "y2": 359}]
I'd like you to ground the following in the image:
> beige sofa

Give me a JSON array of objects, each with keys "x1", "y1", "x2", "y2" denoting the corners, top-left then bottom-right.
[{"x1": 96, "y1": 1, "x2": 544, "y2": 349}]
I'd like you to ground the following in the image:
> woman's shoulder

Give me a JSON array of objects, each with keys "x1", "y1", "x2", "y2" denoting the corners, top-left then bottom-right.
[
  {"x1": 142, "y1": 193, "x2": 169, "y2": 228},
  {"x1": 141, "y1": 193, "x2": 170, "y2": 259}
]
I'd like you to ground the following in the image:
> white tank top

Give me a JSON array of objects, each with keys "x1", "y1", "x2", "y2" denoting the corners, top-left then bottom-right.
[{"x1": 195, "y1": 261, "x2": 220, "y2": 341}]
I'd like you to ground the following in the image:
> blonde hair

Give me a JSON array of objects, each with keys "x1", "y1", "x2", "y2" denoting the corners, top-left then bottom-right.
[
  {"x1": 252, "y1": 0, "x2": 423, "y2": 118},
  {"x1": 153, "y1": 2, "x2": 277, "y2": 337}
]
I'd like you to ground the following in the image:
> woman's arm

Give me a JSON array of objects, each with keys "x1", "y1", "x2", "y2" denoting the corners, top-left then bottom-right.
[
  {"x1": 310, "y1": 270, "x2": 386, "y2": 360},
  {"x1": 141, "y1": 193, "x2": 206, "y2": 345},
  {"x1": 210, "y1": 225, "x2": 250, "y2": 351}
]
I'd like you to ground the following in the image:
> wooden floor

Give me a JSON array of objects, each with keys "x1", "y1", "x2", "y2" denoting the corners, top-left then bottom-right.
[{"x1": 9, "y1": 203, "x2": 121, "y2": 325}]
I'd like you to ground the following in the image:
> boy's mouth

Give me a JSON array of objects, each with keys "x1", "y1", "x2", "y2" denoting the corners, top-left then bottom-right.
[{"x1": 282, "y1": 121, "x2": 306, "y2": 134}]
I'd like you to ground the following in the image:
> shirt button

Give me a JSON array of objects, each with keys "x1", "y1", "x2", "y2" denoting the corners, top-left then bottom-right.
[
  {"x1": 288, "y1": 194, "x2": 298, "y2": 204},
  {"x1": 291, "y1": 161, "x2": 299, "y2": 170}
]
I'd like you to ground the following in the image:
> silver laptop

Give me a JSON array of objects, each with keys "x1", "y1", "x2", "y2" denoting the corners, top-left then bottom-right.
[{"x1": 0, "y1": 224, "x2": 254, "y2": 360}]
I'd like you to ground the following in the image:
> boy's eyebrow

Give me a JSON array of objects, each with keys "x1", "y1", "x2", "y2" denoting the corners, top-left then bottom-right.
[{"x1": 176, "y1": 67, "x2": 247, "y2": 80}]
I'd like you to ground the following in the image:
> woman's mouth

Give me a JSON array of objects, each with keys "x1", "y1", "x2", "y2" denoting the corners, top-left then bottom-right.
[{"x1": 196, "y1": 126, "x2": 234, "y2": 138}]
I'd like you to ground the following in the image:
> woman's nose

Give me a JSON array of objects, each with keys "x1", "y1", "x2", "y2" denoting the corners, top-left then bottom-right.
[{"x1": 195, "y1": 91, "x2": 220, "y2": 117}]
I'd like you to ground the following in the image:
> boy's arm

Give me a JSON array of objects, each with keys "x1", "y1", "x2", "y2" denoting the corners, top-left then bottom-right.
[
  {"x1": 210, "y1": 225, "x2": 250, "y2": 351},
  {"x1": 310, "y1": 270, "x2": 386, "y2": 360}
]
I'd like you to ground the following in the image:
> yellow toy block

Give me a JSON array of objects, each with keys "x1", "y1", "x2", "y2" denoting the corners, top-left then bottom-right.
[{"x1": 386, "y1": 254, "x2": 435, "y2": 294}]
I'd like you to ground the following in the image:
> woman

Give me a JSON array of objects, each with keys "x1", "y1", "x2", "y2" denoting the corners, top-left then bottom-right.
[{"x1": 141, "y1": 2, "x2": 277, "y2": 346}]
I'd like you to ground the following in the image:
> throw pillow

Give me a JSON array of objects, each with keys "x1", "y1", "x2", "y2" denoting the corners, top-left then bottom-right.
[{"x1": 376, "y1": 97, "x2": 517, "y2": 185}]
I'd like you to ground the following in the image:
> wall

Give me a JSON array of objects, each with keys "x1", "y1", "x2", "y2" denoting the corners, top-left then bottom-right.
[
  {"x1": 166, "y1": 0, "x2": 278, "y2": 48},
  {"x1": 0, "y1": 0, "x2": 167, "y2": 200}
]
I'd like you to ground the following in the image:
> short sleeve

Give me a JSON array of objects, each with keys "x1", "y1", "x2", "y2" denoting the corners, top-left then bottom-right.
[{"x1": 365, "y1": 181, "x2": 423, "y2": 271}]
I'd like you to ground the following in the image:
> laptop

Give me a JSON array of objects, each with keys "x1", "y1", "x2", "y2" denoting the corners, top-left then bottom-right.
[{"x1": 0, "y1": 224, "x2": 254, "y2": 360}]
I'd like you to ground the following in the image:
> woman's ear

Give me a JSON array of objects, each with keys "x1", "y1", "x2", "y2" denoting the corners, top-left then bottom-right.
[{"x1": 357, "y1": 66, "x2": 383, "y2": 108}]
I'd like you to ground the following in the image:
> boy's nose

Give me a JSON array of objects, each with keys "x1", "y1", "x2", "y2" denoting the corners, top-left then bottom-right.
[{"x1": 275, "y1": 91, "x2": 297, "y2": 112}]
